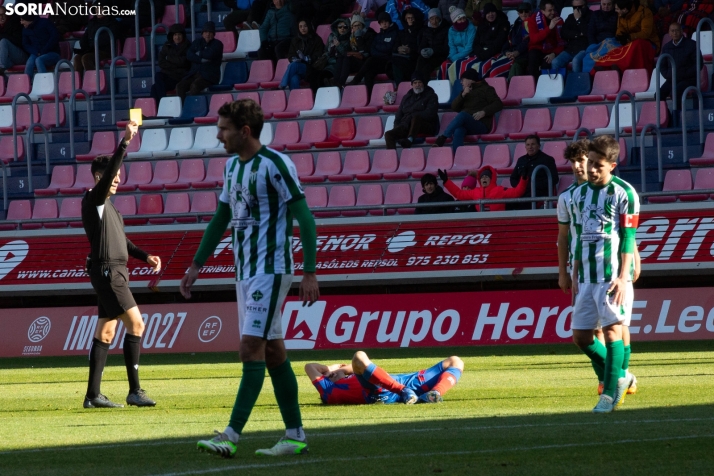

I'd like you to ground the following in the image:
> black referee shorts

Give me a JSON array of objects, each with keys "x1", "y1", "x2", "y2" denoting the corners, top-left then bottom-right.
[{"x1": 90, "y1": 265, "x2": 136, "y2": 319}]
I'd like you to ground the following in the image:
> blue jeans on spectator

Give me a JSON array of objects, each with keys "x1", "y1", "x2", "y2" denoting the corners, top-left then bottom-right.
[
  {"x1": 580, "y1": 43, "x2": 602, "y2": 74},
  {"x1": 0, "y1": 39, "x2": 28, "y2": 70},
  {"x1": 443, "y1": 111, "x2": 489, "y2": 152},
  {"x1": 551, "y1": 50, "x2": 588, "y2": 72},
  {"x1": 280, "y1": 61, "x2": 306, "y2": 89},
  {"x1": 25, "y1": 52, "x2": 60, "y2": 79}
]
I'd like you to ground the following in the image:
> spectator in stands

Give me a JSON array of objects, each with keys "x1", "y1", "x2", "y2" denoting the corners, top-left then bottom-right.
[
  {"x1": 258, "y1": 0, "x2": 294, "y2": 61},
  {"x1": 281, "y1": 19, "x2": 325, "y2": 90},
  {"x1": 661, "y1": 22, "x2": 700, "y2": 109},
  {"x1": 386, "y1": 0, "x2": 431, "y2": 29},
  {"x1": 355, "y1": 0, "x2": 389, "y2": 17},
  {"x1": 0, "y1": 6, "x2": 26, "y2": 76},
  {"x1": 500, "y1": 2, "x2": 530, "y2": 79},
  {"x1": 416, "y1": 173, "x2": 456, "y2": 214},
  {"x1": 580, "y1": 0, "x2": 617, "y2": 73},
  {"x1": 384, "y1": 71, "x2": 439, "y2": 149},
  {"x1": 349, "y1": 12, "x2": 399, "y2": 96},
  {"x1": 669, "y1": 0, "x2": 714, "y2": 38},
  {"x1": 440, "y1": 165, "x2": 528, "y2": 212},
  {"x1": 465, "y1": 0, "x2": 503, "y2": 27},
  {"x1": 51, "y1": 0, "x2": 89, "y2": 38},
  {"x1": 177, "y1": 21, "x2": 223, "y2": 100},
  {"x1": 333, "y1": 14, "x2": 373, "y2": 88},
  {"x1": 510, "y1": 135, "x2": 558, "y2": 208},
  {"x1": 463, "y1": 3, "x2": 510, "y2": 78},
  {"x1": 526, "y1": 0, "x2": 564, "y2": 79},
  {"x1": 222, "y1": 0, "x2": 270, "y2": 34},
  {"x1": 654, "y1": 0, "x2": 684, "y2": 37},
  {"x1": 614, "y1": 0, "x2": 660, "y2": 53},
  {"x1": 151, "y1": 24, "x2": 191, "y2": 102},
  {"x1": 437, "y1": 7, "x2": 476, "y2": 80},
  {"x1": 438, "y1": 0, "x2": 466, "y2": 25},
  {"x1": 20, "y1": 14, "x2": 60, "y2": 80},
  {"x1": 72, "y1": 12, "x2": 119, "y2": 75},
  {"x1": 416, "y1": 9, "x2": 449, "y2": 77},
  {"x1": 433, "y1": 69, "x2": 502, "y2": 152},
  {"x1": 318, "y1": 18, "x2": 351, "y2": 87},
  {"x1": 392, "y1": 9, "x2": 424, "y2": 84},
  {"x1": 550, "y1": 0, "x2": 590, "y2": 72}
]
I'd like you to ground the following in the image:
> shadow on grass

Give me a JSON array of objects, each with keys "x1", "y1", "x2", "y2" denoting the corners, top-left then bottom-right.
[{"x1": 1, "y1": 404, "x2": 714, "y2": 476}]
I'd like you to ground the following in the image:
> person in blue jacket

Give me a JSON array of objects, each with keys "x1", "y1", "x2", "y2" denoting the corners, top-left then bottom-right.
[
  {"x1": 438, "y1": 7, "x2": 476, "y2": 80},
  {"x1": 386, "y1": 0, "x2": 430, "y2": 29},
  {"x1": 349, "y1": 12, "x2": 399, "y2": 96},
  {"x1": 20, "y1": 14, "x2": 59, "y2": 80}
]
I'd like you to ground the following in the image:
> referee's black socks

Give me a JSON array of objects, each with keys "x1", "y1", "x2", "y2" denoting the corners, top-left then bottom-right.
[
  {"x1": 87, "y1": 338, "x2": 110, "y2": 399},
  {"x1": 123, "y1": 333, "x2": 142, "y2": 393}
]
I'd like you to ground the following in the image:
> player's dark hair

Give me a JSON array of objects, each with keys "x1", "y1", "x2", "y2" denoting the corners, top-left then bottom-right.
[
  {"x1": 539, "y1": 0, "x2": 555, "y2": 10},
  {"x1": 589, "y1": 135, "x2": 620, "y2": 164},
  {"x1": 564, "y1": 139, "x2": 590, "y2": 162},
  {"x1": 525, "y1": 134, "x2": 540, "y2": 145},
  {"x1": 91, "y1": 155, "x2": 112, "y2": 176},
  {"x1": 615, "y1": 0, "x2": 633, "y2": 10},
  {"x1": 218, "y1": 99, "x2": 264, "y2": 139}
]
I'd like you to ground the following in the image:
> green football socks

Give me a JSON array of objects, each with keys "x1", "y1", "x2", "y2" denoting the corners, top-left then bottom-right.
[
  {"x1": 623, "y1": 344, "x2": 631, "y2": 372},
  {"x1": 603, "y1": 340, "x2": 625, "y2": 399},
  {"x1": 583, "y1": 338, "x2": 607, "y2": 382},
  {"x1": 228, "y1": 360, "x2": 266, "y2": 434},
  {"x1": 268, "y1": 359, "x2": 303, "y2": 430}
]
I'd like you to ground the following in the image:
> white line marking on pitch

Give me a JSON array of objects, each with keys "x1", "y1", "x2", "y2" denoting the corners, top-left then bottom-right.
[
  {"x1": 1, "y1": 416, "x2": 713, "y2": 456},
  {"x1": 149, "y1": 434, "x2": 714, "y2": 476}
]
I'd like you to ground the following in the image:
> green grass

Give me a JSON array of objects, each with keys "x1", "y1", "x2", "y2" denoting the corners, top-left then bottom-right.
[{"x1": 2, "y1": 341, "x2": 714, "y2": 476}]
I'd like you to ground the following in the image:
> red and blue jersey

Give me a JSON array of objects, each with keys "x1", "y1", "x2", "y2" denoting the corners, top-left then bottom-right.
[{"x1": 312, "y1": 374, "x2": 385, "y2": 404}]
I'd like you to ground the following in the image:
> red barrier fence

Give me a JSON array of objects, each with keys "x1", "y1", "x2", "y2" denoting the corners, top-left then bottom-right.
[{"x1": 4, "y1": 287, "x2": 714, "y2": 357}]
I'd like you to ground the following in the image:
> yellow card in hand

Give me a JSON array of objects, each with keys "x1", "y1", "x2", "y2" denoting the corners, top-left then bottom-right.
[{"x1": 129, "y1": 108, "x2": 143, "y2": 126}]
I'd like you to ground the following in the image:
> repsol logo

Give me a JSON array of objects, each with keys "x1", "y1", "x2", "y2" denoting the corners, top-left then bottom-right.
[{"x1": 424, "y1": 234, "x2": 492, "y2": 247}]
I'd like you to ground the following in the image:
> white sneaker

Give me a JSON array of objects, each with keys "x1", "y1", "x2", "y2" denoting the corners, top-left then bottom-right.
[
  {"x1": 255, "y1": 437, "x2": 308, "y2": 456},
  {"x1": 592, "y1": 394, "x2": 614, "y2": 413},
  {"x1": 613, "y1": 372, "x2": 634, "y2": 407}
]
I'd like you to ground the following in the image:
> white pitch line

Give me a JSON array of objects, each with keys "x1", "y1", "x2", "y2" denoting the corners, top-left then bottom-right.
[
  {"x1": 1, "y1": 416, "x2": 714, "y2": 456},
  {"x1": 150, "y1": 433, "x2": 714, "y2": 476}
]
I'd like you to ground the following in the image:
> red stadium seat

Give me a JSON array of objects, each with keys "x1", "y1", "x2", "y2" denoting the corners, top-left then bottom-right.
[
  {"x1": 165, "y1": 159, "x2": 206, "y2": 190},
  {"x1": 193, "y1": 157, "x2": 227, "y2": 188},
  {"x1": 0, "y1": 103, "x2": 40, "y2": 133},
  {"x1": 58, "y1": 197, "x2": 83, "y2": 228},
  {"x1": 194, "y1": 93, "x2": 234, "y2": 124},
  {"x1": 35, "y1": 165, "x2": 74, "y2": 196},
  {"x1": 80, "y1": 70, "x2": 107, "y2": 96},
  {"x1": 481, "y1": 110, "x2": 523, "y2": 141},
  {"x1": 0, "y1": 135, "x2": 24, "y2": 163},
  {"x1": 179, "y1": 191, "x2": 218, "y2": 223},
  {"x1": 343, "y1": 184, "x2": 384, "y2": 217},
  {"x1": 129, "y1": 194, "x2": 163, "y2": 225},
  {"x1": 485, "y1": 77, "x2": 508, "y2": 100},
  {"x1": 384, "y1": 148, "x2": 425, "y2": 179},
  {"x1": 481, "y1": 144, "x2": 512, "y2": 173},
  {"x1": 286, "y1": 119, "x2": 327, "y2": 150},
  {"x1": 292, "y1": 153, "x2": 315, "y2": 179},
  {"x1": 274, "y1": 89, "x2": 314, "y2": 119},
  {"x1": 384, "y1": 183, "x2": 412, "y2": 215},
  {"x1": 606, "y1": 69, "x2": 648, "y2": 101},
  {"x1": 542, "y1": 141, "x2": 570, "y2": 172},
  {"x1": 502, "y1": 75, "x2": 535, "y2": 106},
  {"x1": 342, "y1": 116, "x2": 383, "y2": 147},
  {"x1": 41, "y1": 71, "x2": 80, "y2": 101},
  {"x1": 316, "y1": 24, "x2": 331, "y2": 44},
  {"x1": 681, "y1": 168, "x2": 714, "y2": 202},
  {"x1": 235, "y1": 91, "x2": 261, "y2": 103},
  {"x1": 161, "y1": 4, "x2": 186, "y2": 28},
  {"x1": 302, "y1": 152, "x2": 341, "y2": 182},
  {"x1": 557, "y1": 174, "x2": 575, "y2": 194},
  {"x1": 541, "y1": 106, "x2": 579, "y2": 138},
  {"x1": 5, "y1": 200, "x2": 32, "y2": 229},
  {"x1": 270, "y1": 121, "x2": 301, "y2": 150},
  {"x1": 118, "y1": 162, "x2": 153, "y2": 191},
  {"x1": 383, "y1": 82, "x2": 412, "y2": 113},
  {"x1": 690, "y1": 133, "x2": 714, "y2": 166},
  {"x1": 260, "y1": 90, "x2": 287, "y2": 119},
  {"x1": 426, "y1": 112, "x2": 457, "y2": 144},
  {"x1": 578, "y1": 71, "x2": 619, "y2": 102},
  {"x1": 260, "y1": 58, "x2": 289, "y2": 89},
  {"x1": 316, "y1": 185, "x2": 356, "y2": 218},
  {"x1": 650, "y1": 169, "x2": 691, "y2": 203},
  {"x1": 315, "y1": 117, "x2": 355, "y2": 148},
  {"x1": 510, "y1": 108, "x2": 552, "y2": 140},
  {"x1": 413, "y1": 147, "x2": 453, "y2": 179},
  {"x1": 76, "y1": 132, "x2": 117, "y2": 162},
  {"x1": 235, "y1": 59, "x2": 272, "y2": 90},
  {"x1": 623, "y1": 101, "x2": 669, "y2": 134},
  {"x1": 120, "y1": 37, "x2": 147, "y2": 62},
  {"x1": 355, "y1": 83, "x2": 394, "y2": 114},
  {"x1": 451, "y1": 146, "x2": 482, "y2": 176},
  {"x1": 113, "y1": 195, "x2": 137, "y2": 216},
  {"x1": 357, "y1": 149, "x2": 398, "y2": 180},
  {"x1": 328, "y1": 85, "x2": 368, "y2": 115},
  {"x1": 329, "y1": 150, "x2": 370, "y2": 181},
  {"x1": 304, "y1": 186, "x2": 328, "y2": 208},
  {"x1": 0, "y1": 74, "x2": 30, "y2": 103},
  {"x1": 28, "y1": 198, "x2": 58, "y2": 229},
  {"x1": 39, "y1": 102, "x2": 65, "y2": 129},
  {"x1": 150, "y1": 192, "x2": 190, "y2": 224},
  {"x1": 215, "y1": 31, "x2": 237, "y2": 54},
  {"x1": 139, "y1": 161, "x2": 179, "y2": 191},
  {"x1": 568, "y1": 105, "x2": 608, "y2": 136}
]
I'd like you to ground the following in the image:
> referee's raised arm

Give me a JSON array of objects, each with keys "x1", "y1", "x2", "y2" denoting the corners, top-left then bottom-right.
[{"x1": 88, "y1": 122, "x2": 138, "y2": 204}]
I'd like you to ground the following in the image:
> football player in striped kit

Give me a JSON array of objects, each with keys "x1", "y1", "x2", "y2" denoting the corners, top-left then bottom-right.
[{"x1": 568, "y1": 136, "x2": 639, "y2": 413}]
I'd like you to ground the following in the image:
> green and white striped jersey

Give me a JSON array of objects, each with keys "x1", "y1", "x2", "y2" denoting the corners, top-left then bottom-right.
[
  {"x1": 556, "y1": 182, "x2": 580, "y2": 269},
  {"x1": 572, "y1": 176, "x2": 640, "y2": 284},
  {"x1": 219, "y1": 146, "x2": 305, "y2": 280}
]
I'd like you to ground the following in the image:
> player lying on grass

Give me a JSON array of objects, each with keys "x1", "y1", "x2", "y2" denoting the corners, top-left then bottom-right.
[{"x1": 304, "y1": 351, "x2": 463, "y2": 404}]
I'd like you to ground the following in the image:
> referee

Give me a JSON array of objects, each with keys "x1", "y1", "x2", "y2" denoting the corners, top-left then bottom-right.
[{"x1": 81, "y1": 122, "x2": 161, "y2": 409}]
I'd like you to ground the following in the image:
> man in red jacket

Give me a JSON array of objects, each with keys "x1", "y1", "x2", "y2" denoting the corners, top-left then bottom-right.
[
  {"x1": 437, "y1": 166, "x2": 528, "y2": 211},
  {"x1": 526, "y1": 0, "x2": 564, "y2": 79}
]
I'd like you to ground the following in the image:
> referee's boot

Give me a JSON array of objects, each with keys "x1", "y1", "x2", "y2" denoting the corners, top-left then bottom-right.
[
  {"x1": 126, "y1": 388, "x2": 156, "y2": 407},
  {"x1": 83, "y1": 394, "x2": 124, "y2": 408}
]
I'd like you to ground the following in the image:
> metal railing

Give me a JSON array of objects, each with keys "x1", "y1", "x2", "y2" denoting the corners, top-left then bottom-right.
[
  {"x1": 530, "y1": 164, "x2": 554, "y2": 210},
  {"x1": 27, "y1": 122, "x2": 50, "y2": 175},
  {"x1": 68, "y1": 89, "x2": 93, "y2": 159},
  {"x1": 52, "y1": 60, "x2": 75, "y2": 128},
  {"x1": 190, "y1": 0, "x2": 196, "y2": 41},
  {"x1": 109, "y1": 56, "x2": 134, "y2": 124},
  {"x1": 135, "y1": 0, "x2": 156, "y2": 63},
  {"x1": 570, "y1": 128, "x2": 592, "y2": 142},
  {"x1": 639, "y1": 124, "x2": 662, "y2": 194},
  {"x1": 150, "y1": 23, "x2": 169, "y2": 85},
  {"x1": 174, "y1": 0, "x2": 180, "y2": 24},
  {"x1": 654, "y1": 53, "x2": 676, "y2": 126},
  {"x1": 11, "y1": 94, "x2": 35, "y2": 191},
  {"x1": 695, "y1": 18, "x2": 714, "y2": 92},
  {"x1": 614, "y1": 90, "x2": 637, "y2": 149},
  {"x1": 93, "y1": 26, "x2": 117, "y2": 97},
  {"x1": 681, "y1": 85, "x2": 704, "y2": 163},
  {"x1": 0, "y1": 160, "x2": 8, "y2": 211}
]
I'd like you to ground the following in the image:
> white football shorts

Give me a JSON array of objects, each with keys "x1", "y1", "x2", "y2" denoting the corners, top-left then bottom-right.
[
  {"x1": 237, "y1": 274, "x2": 292, "y2": 340},
  {"x1": 572, "y1": 281, "x2": 633, "y2": 330}
]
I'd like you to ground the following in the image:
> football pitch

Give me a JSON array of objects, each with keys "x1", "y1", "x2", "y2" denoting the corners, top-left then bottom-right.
[{"x1": 1, "y1": 341, "x2": 713, "y2": 476}]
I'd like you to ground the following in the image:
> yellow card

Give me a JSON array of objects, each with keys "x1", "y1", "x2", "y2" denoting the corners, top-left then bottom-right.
[{"x1": 129, "y1": 108, "x2": 143, "y2": 126}]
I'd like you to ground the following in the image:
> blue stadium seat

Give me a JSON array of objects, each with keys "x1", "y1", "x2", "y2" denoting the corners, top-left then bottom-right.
[
  {"x1": 209, "y1": 61, "x2": 248, "y2": 92},
  {"x1": 168, "y1": 96, "x2": 209, "y2": 125},
  {"x1": 550, "y1": 72, "x2": 591, "y2": 104}
]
